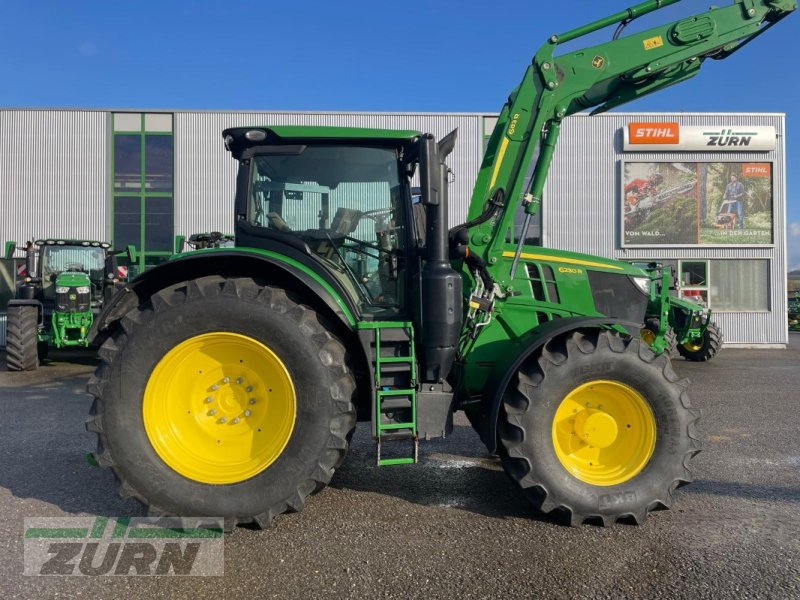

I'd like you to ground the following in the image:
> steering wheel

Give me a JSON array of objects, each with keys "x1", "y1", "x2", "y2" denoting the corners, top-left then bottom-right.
[
  {"x1": 65, "y1": 262, "x2": 85, "y2": 272},
  {"x1": 361, "y1": 207, "x2": 394, "y2": 223}
]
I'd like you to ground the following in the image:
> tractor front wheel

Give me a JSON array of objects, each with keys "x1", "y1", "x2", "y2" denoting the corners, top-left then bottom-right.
[
  {"x1": 640, "y1": 318, "x2": 678, "y2": 358},
  {"x1": 86, "y1": 276, "x2": 357, "y2": 529},
  {"x1": 6, "y1": 304, "x2": 39, "y2": 371},
  {"x1": 498, "y1": 330, "x2": 700, "y2": 526},
  {"x1": 678, "y1": 322, "x2": 722, "y2": 362}
]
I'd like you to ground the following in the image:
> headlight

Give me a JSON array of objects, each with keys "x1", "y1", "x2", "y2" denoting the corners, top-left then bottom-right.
[
  {"x1": 76, "y1": 286, "x2": 91, "y2": 294},
  {"x1": 56, "y1": 286, "x2": 69, "y2": 293},
  {"x1": 630, "y1": 276, "x2": 650, "y2": 295}
]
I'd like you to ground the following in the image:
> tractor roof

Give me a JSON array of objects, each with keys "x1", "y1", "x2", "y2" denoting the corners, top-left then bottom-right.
[
  {"x1": 35, "y1": 239, "x2": 111, "y2": 249},
  {"x1": 222, "y1": 125, "x2": 420, "y2": 158}
]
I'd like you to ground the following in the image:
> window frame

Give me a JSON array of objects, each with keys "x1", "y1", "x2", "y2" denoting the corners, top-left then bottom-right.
[{"x1": 111, "y1": 112, "x2": 174, "y2": 272}]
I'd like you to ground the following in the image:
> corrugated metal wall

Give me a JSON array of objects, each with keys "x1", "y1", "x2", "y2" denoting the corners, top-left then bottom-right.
[
  {"x1": 174, "y1": 111, "x2": 482, "y2": 237},
  {"x1": 0, "y1": 109, "x2": 108, "y2": 345},
  {"x1": 0, "y1": 109, "x2": 788, "y2": 347},
  {"x1": 546, "y1": 113, "x2": 786, "y2": 345},
  {"x1": 0, "y1": 110, "x2": 108, "y2": 243}
]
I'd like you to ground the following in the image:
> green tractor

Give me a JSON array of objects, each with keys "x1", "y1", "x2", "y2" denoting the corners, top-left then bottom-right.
[
  {"x1": 4, "y1": 239, "x2": 126, "y2": 371},
  {"x1": 85, "y1": 0, "x2": 793, "y2": 528},
  {"x1": 789, "y1": 292, "x2": 800, "y2": 331},
  {"x1": 637, "y1": 263, "x2": 722, "y2": 361}
]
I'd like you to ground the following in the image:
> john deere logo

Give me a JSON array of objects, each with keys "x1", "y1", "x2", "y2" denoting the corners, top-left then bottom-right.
[{"x1": 592, "y1": 55, "x2": 605, "y2": 69}]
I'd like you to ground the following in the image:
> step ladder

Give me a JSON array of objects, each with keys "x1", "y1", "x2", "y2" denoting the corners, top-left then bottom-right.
[{"x1": 357, "y1": 321, "x2": 418, "y2": 466}]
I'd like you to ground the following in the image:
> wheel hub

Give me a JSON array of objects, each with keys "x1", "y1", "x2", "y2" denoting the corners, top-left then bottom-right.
[
  {"x1": 143, "y1": 332, "x2": 296, "y2": 485},
  {"x1": 573, "y1": 409, "x2": 618, "y2": 448}
]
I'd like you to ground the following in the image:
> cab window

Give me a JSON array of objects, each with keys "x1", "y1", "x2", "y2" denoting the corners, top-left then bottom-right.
[{"x1": 247, "y1": 145, "x2": 406, "y2": 315}]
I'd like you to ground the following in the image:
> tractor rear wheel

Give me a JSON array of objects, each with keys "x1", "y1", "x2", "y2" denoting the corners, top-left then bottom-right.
[
  {"x1": 498, "y1": 330, "x2": 700, "y2": 526},
  {"x1": 86, "y1": 276, "x2": 357, "y2": 529},
  {"x1": 678, "y1": 322, "x2": 722, "y2": 362},
  {"x1": 6, "y1": 305, "x2": 38, "y2": 371}
]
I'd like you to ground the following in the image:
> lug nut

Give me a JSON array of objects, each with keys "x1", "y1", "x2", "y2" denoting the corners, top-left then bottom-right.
[
  {"x1": 246, "y1": 386, "x2": 253, "y2": 393},
  {"x1": 236, "y1": 377, "x2": 244, "y2": 384},
  {"x1": 244, "y1": 410, "x2": 252, "y2": 417},
  {"x1": 210, "y1": 384, "x2": 219, "y2": 391},
  {"x1": 249, "y1": 398, "x2": 257, "y2": 405},
  {"x1": 218, "y1": 417, "x2": 227, "y2": 424},
  {"x1": 204, "y1": 397, "x2": 213, "y2": 403},
  {"x1": 207, "y1": 409, "x2": 217, "y2": 416},
  {"x1": 222, "y1": 377, "x2": 230, "y2": 384},
  {"x1": 232, "y1": 417, "x2": 240, "y2": 424}
]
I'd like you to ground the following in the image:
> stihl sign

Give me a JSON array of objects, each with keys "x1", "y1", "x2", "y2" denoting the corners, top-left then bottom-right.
[
  {"x1": 628, "y1": 123, "x2": 679, "y2": 145},
  {"x1": 623, "y1": 123, "x2": 776, "y2": 152}
]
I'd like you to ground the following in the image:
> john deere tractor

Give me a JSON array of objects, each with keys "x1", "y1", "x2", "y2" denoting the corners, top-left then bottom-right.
[
  {"x1": 5, "y1": 239, "x2": 125, "y2": 371},
  {"x1": 85, "y1": 0, "x2": 793, "y2": 528},
  {"x1": 789, "y1": 292, "x2": 800, "y2": 331},
  {"x1": 637, "y1": 263, "x2": 722, "y2": 361}
]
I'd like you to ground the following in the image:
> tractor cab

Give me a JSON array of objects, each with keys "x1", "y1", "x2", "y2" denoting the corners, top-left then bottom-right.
[
  {"x1": 37, "y1": 240, "x2": 109, "y2": 307},
  {"x1": 226, "y1": 126, "x2": 425, "y2": 320}
]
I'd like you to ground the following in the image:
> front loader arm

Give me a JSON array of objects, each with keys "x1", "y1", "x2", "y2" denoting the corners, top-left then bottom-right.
[{"x1": 465, "y1": 0, "x2": 795, "y2": 281}]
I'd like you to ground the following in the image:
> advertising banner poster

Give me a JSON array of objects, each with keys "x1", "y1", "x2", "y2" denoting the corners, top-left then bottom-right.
[{"x1": 622, "y1": 161, "x2": 773, "y2": 246}]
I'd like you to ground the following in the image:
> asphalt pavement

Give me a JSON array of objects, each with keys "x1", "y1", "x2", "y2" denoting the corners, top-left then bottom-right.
[{"x1": 0, "y1": 336, "x2": 798, "y2": 599}]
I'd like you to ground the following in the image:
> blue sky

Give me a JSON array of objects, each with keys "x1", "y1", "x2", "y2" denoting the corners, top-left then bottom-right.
[{"x1": 1, "y1": 0, "x2": 798, "y2": 267}]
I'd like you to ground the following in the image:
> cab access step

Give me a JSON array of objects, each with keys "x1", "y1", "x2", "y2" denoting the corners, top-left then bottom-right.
[{"x1": 357, "y1": 322, "x2": 418, "y2": 465}]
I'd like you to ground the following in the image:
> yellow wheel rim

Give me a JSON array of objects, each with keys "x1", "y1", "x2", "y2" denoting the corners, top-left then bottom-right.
[
  {"x1": 551, "y1": 380, "x2": 656, "y2": 486},
  {"x1": 143, "y1": 332, "x2": 296, "y2": 485},
  {"x1": 640, "y1": 327, "x2": 656, "y2": 346},
  {"x1": 683, "y1": 338, "x2": 704, "y2": 352}
]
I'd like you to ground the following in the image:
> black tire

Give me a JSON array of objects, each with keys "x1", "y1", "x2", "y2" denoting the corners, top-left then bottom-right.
[
  {"x1": 677, "y1": 322, "x2": 722, "y2": 362},
  {"x1": 498, "y1": 329, "x2": 700, "y2": 526},
  {"x1": 6, "y1": 305, "x2": 39, "y2": 371},
  {"x1": 37, "y1": 340, "x2": 49, "y2": 361},
  {"x1": 85, "y1": 276, "x2": 357, "y2": 529},
  {"x1": 464, "y1": 409, "x2": 481, "y2": 435},
  {"x1": 641, "y1": 318, "x2": 678, "y2": 358}
]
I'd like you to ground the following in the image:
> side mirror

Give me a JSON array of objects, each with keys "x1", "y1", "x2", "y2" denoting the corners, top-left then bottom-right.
[
  {"x1": 126, "y1": 245, "x2": 137, "y2": 264},
  {"x1": 105, "y1": 254, "x2": 119, "y2": 280},
  {"x1": 174, "y1": 235, "x2": 186, "y2": 254},
  {"x1": 4, "y1": 241, "x2": 16, "y2": 260}
]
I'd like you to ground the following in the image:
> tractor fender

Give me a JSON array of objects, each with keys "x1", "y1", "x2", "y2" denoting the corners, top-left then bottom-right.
[
  {"x1": 477, "y1": 316, "x2": 640, "y2": 453},
  {"x1": 88, "y1": 248, "x2": 358, "y2": 343}
]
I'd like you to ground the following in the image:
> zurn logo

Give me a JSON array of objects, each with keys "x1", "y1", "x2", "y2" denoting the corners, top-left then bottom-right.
[
  {"x1": 24, "y1": 516, "x2": 224, "y2": 576},
  {"x1": 704, "y1": 128, "x2": 755, "y2": 147}
]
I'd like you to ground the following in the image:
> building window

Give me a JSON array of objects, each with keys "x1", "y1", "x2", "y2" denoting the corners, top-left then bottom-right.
[
  {"x1": 679, "y1": 260, "x2": 708, "y2": 307},
  {"x1": 709, "y1": 259, "x2": 769, "y2": 312},
  {"x1": 677, "y1": 259, "x2": 770, "y2": 312},
  {"x1": 112, "y1": 113, "x2": 174, "y2": 273}
]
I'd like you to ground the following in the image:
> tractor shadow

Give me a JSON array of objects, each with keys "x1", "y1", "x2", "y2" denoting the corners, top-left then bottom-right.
[{"x1": 330, "y1": 421, "x2": 551, "y2": 523}]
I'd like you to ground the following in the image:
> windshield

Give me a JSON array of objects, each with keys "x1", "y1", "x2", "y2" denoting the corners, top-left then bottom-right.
[
  {"x1": 247, "y1": 145, "x2": 406, "y2": 315},
  {"x1": 40, "y1": 246, "x2": 106, "y2": 282}
]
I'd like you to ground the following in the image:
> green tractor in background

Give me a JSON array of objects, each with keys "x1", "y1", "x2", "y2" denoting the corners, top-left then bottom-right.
[
  {"x1": 4, "y1": 239, "x2": 126, "y2": 371},
  {"x1": 789, "y1": 292, "x2": 800, "y2": 331},
  {"x1": 637, "y1": 263, "x2": 722, "y2": 361}
]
